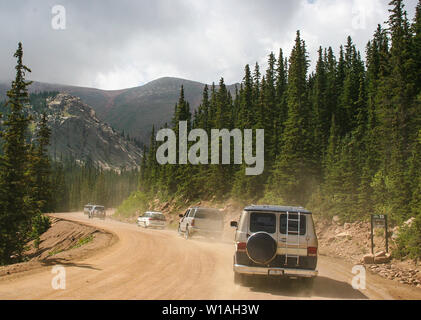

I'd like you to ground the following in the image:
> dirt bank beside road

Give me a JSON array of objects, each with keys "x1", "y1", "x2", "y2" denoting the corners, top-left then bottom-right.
[{"x1": 0, "y1": 214, "x2": 116, "y2": 280}]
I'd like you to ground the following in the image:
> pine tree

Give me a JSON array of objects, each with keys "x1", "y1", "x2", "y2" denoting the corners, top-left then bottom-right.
[
  {"x1": 0, "y1": 43, "x2": 36, "y2": 264},
  {"x1": 252, "y1": 62, "x2": 261, "y2": 106},
  {"x1": 338, "y1": 37, "x2": 365, "y2": 136},
  {"x1": 268, "y1": 31, "x2": 315, "y2": 205},
  {"x1": 30, "y1": 113, "x2": 53, "y2": 213},
  {"x1": 312, "y1": 47, "x2": 328, "y2": 162},
  {"x1": 215, "y1": 78, "x2": 231, "y2": 129},
  {"x1": 337, "y1": 45, "x2": 346, "y2": 93},
  {"x1": 239, "y1": 65, "x2": 254, "y2": 130},
  {"x1": 413, "y1": 1, "x2": 421, "y2": 89},
  {"x1": 275, "y1": 49, "x2": 288, "y2": 153},
  {"x1": 262, "y1": 52, "x2": 277, "y2": 163}
]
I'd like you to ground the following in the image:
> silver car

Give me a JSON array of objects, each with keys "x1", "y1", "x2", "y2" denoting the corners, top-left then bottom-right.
[
  {"x1": 84, "y1": 204, "x2": 93, "y2": 215},
  {"x1": 231, "y1": 205, "x2": 318, "y2": 286},
  {"x1": 88, "y1": 205, "x2": 106, "y2": 220},
  {"x1": 178, "y1": 207, "x2": 224, "y2": 240},
  {"x1": 137, "y1": 212, "x2": 166, "y2": 229}
]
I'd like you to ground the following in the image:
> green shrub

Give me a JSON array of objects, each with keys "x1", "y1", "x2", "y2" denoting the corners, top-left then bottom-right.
[
  {"x1": 70, "y1": 234, "x2": 94, "y2": 249},
  {"x1": 48, "y1": 248, "x2": 63, "y2": 256},
  {"x1": 394, "y1": 214, "x2": 421, "y2": 262},
  {"x1": 115, "y1": 191, "x2": 151, "y2": 218},
  {"x1": 30, "y1": 213, "x2": 51, "y2": 249}
]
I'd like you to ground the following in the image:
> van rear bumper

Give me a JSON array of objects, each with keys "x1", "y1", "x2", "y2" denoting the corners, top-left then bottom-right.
[{"x1": 234, "y1": 264, "x2": 318, "y2": 278}]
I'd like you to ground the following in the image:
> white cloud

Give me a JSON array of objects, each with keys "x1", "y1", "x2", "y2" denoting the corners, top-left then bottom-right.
[{"x1": 0, "y1": 0, "x2": 418, "y2": 89}]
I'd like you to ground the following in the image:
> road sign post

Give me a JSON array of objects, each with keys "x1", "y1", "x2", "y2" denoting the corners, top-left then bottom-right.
[
  {"x1": 385, "y1": 215, "x2": 389, "y2": 253},
  {"x1": 370, "y1": 214, "x2": 389, "y2": 255}
]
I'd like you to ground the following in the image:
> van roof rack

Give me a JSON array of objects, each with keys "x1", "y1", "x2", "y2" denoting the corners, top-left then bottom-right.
[{"x1": 245, "y1": 205, "x2": 311, "y2": 214}]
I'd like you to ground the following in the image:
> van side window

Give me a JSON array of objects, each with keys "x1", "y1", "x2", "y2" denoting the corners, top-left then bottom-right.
[
  {"x1": 280, "y1": 213, "x2": 306, "y2": 235},
  {"x1": 250, "y1": 212, "x2": 276, "y2": 234}
]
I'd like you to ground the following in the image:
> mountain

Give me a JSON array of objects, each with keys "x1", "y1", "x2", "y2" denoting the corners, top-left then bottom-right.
[
  {"x1": 101, "y1": 77, "x2": 232, "y2": 143},
  {"x1": 1, "y1": 77, "x2": 238, "y2": 144},
  {"x1": 42, "y1": 93, "x2": 143, "y2": 171}
]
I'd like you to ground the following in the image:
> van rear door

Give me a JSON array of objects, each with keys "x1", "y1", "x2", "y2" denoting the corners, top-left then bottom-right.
[{"x1": 278, "y1": 213, "x2": 308, "y2": 256}]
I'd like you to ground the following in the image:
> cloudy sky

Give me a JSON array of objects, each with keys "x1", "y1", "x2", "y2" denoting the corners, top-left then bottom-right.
[{"x1": 0, "y1": 0, "x2": 418, "y2": 90}]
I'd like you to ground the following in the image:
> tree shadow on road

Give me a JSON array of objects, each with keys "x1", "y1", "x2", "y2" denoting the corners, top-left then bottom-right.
[
  {"x1": 245, "y1": 276, "x2": 368, "y2": 299},
  {"x1": 40, "y1": 258, "x2": 101, "y2": 271}
]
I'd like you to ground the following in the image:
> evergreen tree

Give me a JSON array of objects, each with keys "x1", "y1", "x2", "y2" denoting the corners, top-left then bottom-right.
[
  {"x1": 263, "y1": 52, "x2": 277, "y2": 163},
  {"x1": 413, "y1": 1, "x2": 421, "y2": 89},
  {"x1": 30, "y1": 113, "x2": 53, "y2": 213},
  {"x1": 0, "y1": 43, "x2": 36, "y2": 264},
  {"x1": 312, "y1": 47, "x2": 328, "y2": 164},
  {"x1": 275, "y1": 49, "x2": 288, "y2": 153},
  {"x1": 268, "y1": 31, "x2": 315, "y2": 205},
  {"x1": 239, "y1": 65, "x2": 254, "y2": 130}
]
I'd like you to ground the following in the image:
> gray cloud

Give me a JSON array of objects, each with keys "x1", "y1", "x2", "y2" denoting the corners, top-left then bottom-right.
[{"x1": 0, "y1": 0, "x2": 418, "y2": 90}]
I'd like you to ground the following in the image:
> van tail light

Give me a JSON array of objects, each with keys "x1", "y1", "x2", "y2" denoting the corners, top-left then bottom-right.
[
  {"x1": 191, "y1": 219, "x2": 195, "y2": 227},
  {"x1": 307, "y1": 247, "x2": 318, "y2": 256},
  {"x1": 236, "y1": 242, "x2": 247, "y2": 252}
]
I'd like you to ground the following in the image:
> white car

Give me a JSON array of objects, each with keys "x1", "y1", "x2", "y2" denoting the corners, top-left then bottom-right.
[{"x1": 137, "y1": 212, "x2": 166, "y2": 229}]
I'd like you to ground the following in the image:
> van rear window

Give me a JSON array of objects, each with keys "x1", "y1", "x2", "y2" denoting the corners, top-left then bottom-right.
[
  {"x1": 250, "y1": 213, "x2": 276, "y2": 234},
  {"x1": 280, "y1": 214, "x2": 306, "y2": 235}
]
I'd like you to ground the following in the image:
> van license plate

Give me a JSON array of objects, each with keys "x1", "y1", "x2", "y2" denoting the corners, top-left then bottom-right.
[{"x1": 268, "y1": 270, "x2": 283, "y2": 276}]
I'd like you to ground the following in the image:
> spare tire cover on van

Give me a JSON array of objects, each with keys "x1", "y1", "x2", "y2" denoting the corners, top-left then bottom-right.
[{"x1": 246, "y1": 232, "x2": 277, "y2": 265}]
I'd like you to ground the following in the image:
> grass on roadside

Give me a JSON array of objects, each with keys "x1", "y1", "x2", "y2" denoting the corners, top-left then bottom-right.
[
  {"x1": 48, "y1": 234, "x2": 95, "y2": 257},
  {"x1": 70, "y1": 234, "x2": 95, "y2": 249}
]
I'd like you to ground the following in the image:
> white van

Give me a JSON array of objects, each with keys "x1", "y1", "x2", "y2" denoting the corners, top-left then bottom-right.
[{"x1": 231, "y1": 205, "x2": 318, "y2": 286}]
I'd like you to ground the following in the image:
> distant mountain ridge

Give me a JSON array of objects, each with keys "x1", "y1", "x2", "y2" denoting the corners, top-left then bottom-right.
[{"x1": 0, "y1": 77, "x2": 239, "y2": 144}]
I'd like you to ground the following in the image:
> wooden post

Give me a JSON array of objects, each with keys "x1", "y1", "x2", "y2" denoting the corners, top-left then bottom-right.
[
  {"x1": 385, "y1": 215, "x2": 389, "y2": 254},
  {"x1": 370, "y1": 215, "x2": 374, "y2": 255}
]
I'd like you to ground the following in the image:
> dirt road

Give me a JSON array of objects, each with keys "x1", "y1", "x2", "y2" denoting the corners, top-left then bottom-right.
[{"x1": 0, "y1": 212, "x2": 420, "y2": 300}]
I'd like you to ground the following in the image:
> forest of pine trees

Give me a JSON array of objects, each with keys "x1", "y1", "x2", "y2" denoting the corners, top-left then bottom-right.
[
  {"x1": 138, "y1": 1, "x2": 421, "y2": 258},
  {"x1": 51, "y1": 157, "x2": 139, "y2": 212}
]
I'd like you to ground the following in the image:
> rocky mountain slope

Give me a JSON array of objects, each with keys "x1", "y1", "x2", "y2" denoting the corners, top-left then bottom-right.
[
  {"x1": 1, "y1": 77, "x2": 238, "y2": 144},
  {"x1": 43, "y1": 93, "x2": 143, "y2": 171}
]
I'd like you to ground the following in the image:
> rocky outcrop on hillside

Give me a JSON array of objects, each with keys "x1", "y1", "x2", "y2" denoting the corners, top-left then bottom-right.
[{"x1": 45, "y1": 93, "x2": 143, "y2": 171}]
